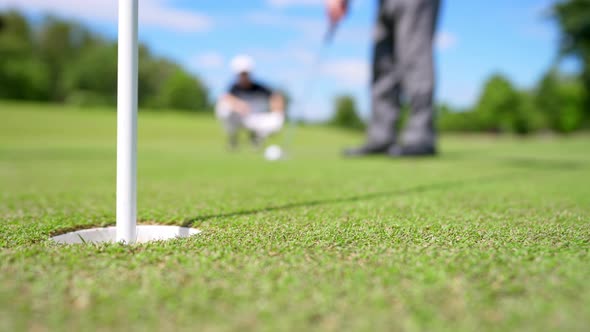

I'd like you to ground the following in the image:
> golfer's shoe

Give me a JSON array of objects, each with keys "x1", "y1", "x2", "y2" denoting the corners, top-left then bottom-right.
[
  {"x1": 227, "y1": 135, "x2": 239, "y2": 151},
  {"x1": 387, "y1": 144, "x2": 437, "y2": 157},
  {"x1": 249, "y1": 132, "x2": 264, "y2": 149},
  {"x1": 342, "y1": 142, "x2": 391, "y2": 157}
]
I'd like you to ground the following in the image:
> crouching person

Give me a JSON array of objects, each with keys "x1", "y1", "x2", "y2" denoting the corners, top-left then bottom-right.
[{"x1": 216, "y1": 55, "x2": 285, "y2": 149}]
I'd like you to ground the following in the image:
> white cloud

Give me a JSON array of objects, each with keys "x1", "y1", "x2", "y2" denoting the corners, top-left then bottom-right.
[
  {"x1": 246, "y1": 12, "x2": 323, "y2": 36},
  {"x1": 438, "y1": 83, "x2": 479, "y2": 108},
  {"x1": 0, "y1": 0, "x2": 212, "y2": 32},
  {"x1": 246, "y1": 9, "x2": 371, "y2": 47},
  {"x1": 267, "y1": 0, "x2": 324, "y2": 8},
  {"x1": 190, "y1": 52, "x2": 225, "y2": 70},
  {"x1": 140, "y1": 1, "x2": 211, "y2": 32},
  {"x1": 246, "y1": 46, "x2": 315, "y2": 66},
  {"x1": 0, "y1": 0, "x2": 115, "y2": 21},
  {"x1": 322, "y1": 58, "x2": 369, "y2": 86},
  {"x1": 435, "y1": 31, "x2": 457, "y2": 51}
]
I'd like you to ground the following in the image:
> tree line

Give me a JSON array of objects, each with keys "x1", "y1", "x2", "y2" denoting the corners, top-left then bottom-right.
[
  {"x1": 0, "y1": 11, "x2": 210, "y2": 111},
  {"x1": 331, "y1": 0, "x2": 590, "y2": 134},
  {"x1": 2, "y1": 1, "x2": 589, "y2": 133},
  {"x1": 437, "y1": 71, "x2": 586, "y2": 134}
]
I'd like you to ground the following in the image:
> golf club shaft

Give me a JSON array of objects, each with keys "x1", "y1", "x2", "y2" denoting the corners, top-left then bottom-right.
[{"x1": 282, "y1": 23, "x2": 338, "y2": 151}]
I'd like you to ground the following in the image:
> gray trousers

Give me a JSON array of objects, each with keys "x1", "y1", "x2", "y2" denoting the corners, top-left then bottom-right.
[{"x1": 368, "y1": 0, "x2": 440, "y2": 148}]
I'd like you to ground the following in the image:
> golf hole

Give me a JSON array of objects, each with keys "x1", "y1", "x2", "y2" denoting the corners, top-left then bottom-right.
[{"x1": 51, "y1": 225, "x2": 201, "y2": 244}]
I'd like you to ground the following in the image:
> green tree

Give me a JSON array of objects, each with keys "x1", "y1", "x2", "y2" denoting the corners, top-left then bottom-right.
[
  {"x1": 437, "y1": 104, "x2": 483, "y2": 132},
  {"x1": 553, "y1": 0, "x2": 590, "y2": 122},
  {"x1": 535, "y1": 70, "x2": 585, "y2": 133},
  {"x1": 513, "y1": 91, "x2": 543, "y2": 135},
  {"x1": 0, "y1": 11, "x2": 210, "y2": 110},
  {"x1": 474, "y1": 74, "x2": 522, "y2": 133},
  {"x1": 0, "y1": 11, "x2": 49, "y2": 100},
  {"x1": 554, "y1": 78, "x2": 585, "y2": 133},
  {"x1": 330, "y1": 95, "x2": 365, "y2": 130},
  {"x1": 139, "y1": 57, "x2": 179, "y2": 108},
  {"x1": 154, "y1": 69, "x2": 210, "y2": 111},
  {"x1": 38, "y1": 16, "x2": 99, "y2": 101},
  {"x1": 64, "y1": 43, "x2": 118, "y2": 106},
  {"x1": 535, "y1": 70, "x2": 561, "y2": 127}
]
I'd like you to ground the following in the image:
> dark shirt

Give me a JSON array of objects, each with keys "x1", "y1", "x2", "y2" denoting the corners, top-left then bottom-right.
[
  {"x1": 228, "y1": 82, "x2": 272, "y2": 100},
  {"x1": 228, "y1": 81, "x2": 274, "y2": 113}
]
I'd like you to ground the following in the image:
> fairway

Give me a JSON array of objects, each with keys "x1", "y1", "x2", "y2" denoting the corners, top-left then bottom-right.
[{"x1": 1, "y1": 102, "x2": 589, "y2": 331}]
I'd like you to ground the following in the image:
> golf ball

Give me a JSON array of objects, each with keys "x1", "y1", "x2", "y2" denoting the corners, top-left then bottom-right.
[{"x1": 264, "y1": 145, "x2": 283, "y2": 161}]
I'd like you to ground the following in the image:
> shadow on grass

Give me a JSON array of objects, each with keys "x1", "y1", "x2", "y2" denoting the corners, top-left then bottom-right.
[
  {"x1": 182, "y1": 154, "x2": 588, "y2": 227},
  {"x1": 442, "y1": 150, "x2": 588, "y2": 171},
  {"x1": 182, "y1": 172, "x2": 519, "y2": 227},
  {"x1": 443, "y1": 149, "x2": 587, "y2": 169},
  {"x1": 500, "y1": 157, "x2": 587, "y2": 171}
]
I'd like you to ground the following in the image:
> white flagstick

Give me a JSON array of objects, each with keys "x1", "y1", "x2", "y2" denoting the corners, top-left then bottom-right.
[
  {"x1": 51, "y1": 5, "x2": 201, "y2": 245},
  {"x1": 116, "y1": 0, "x2": 139, "y2": 243}
]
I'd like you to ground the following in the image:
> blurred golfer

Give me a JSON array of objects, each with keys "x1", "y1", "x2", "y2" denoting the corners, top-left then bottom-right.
[
  {"x1": 327, "y1": 0, "x2": 440, "y2": 157},
  {"x1": 216, "y1": 55, "x2": 285, "y2": 149}
]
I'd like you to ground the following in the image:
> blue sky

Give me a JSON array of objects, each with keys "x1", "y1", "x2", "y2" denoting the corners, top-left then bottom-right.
[{"x1": 1, "y1": 0, "x2": 567, "y2": 121}]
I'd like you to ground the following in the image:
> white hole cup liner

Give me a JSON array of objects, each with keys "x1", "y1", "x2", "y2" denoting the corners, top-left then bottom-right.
[{"x1": 52, "y1": 225, "x2": 201, "y2": 244}]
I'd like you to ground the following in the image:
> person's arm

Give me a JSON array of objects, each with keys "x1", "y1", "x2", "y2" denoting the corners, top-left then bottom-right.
[
  {"x1": 326, "y1": 0, "x2": 349, "y2": 25},
  {"x1": 252, "y1": 83, "x2": 284, "y2": 114},
  {"x1": 219, "y1": 93, "x2": 251, "y2": 115},
  {"x1": 270, "y1": 93, "x2": 285, "y2": 114}
]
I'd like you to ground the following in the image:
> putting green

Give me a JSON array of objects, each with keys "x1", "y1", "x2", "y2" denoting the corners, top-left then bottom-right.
[{"x1": 1, "y1": 102, "x2": 589, "y2": 331}]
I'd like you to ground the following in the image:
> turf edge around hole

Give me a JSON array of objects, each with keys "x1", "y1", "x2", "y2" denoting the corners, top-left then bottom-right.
[{"x1": 51, "y1": 225, "x2": 201, "y2": 244}]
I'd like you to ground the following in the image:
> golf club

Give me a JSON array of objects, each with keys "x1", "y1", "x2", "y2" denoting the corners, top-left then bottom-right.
[{"x1": 265, "y1": 22, "x2": 340, "y2": 161}]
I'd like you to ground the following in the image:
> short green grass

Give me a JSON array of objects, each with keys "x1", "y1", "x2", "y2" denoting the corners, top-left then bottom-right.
[{"x1": 1, "y1": 101, "x2": 589, "y2": 331}]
